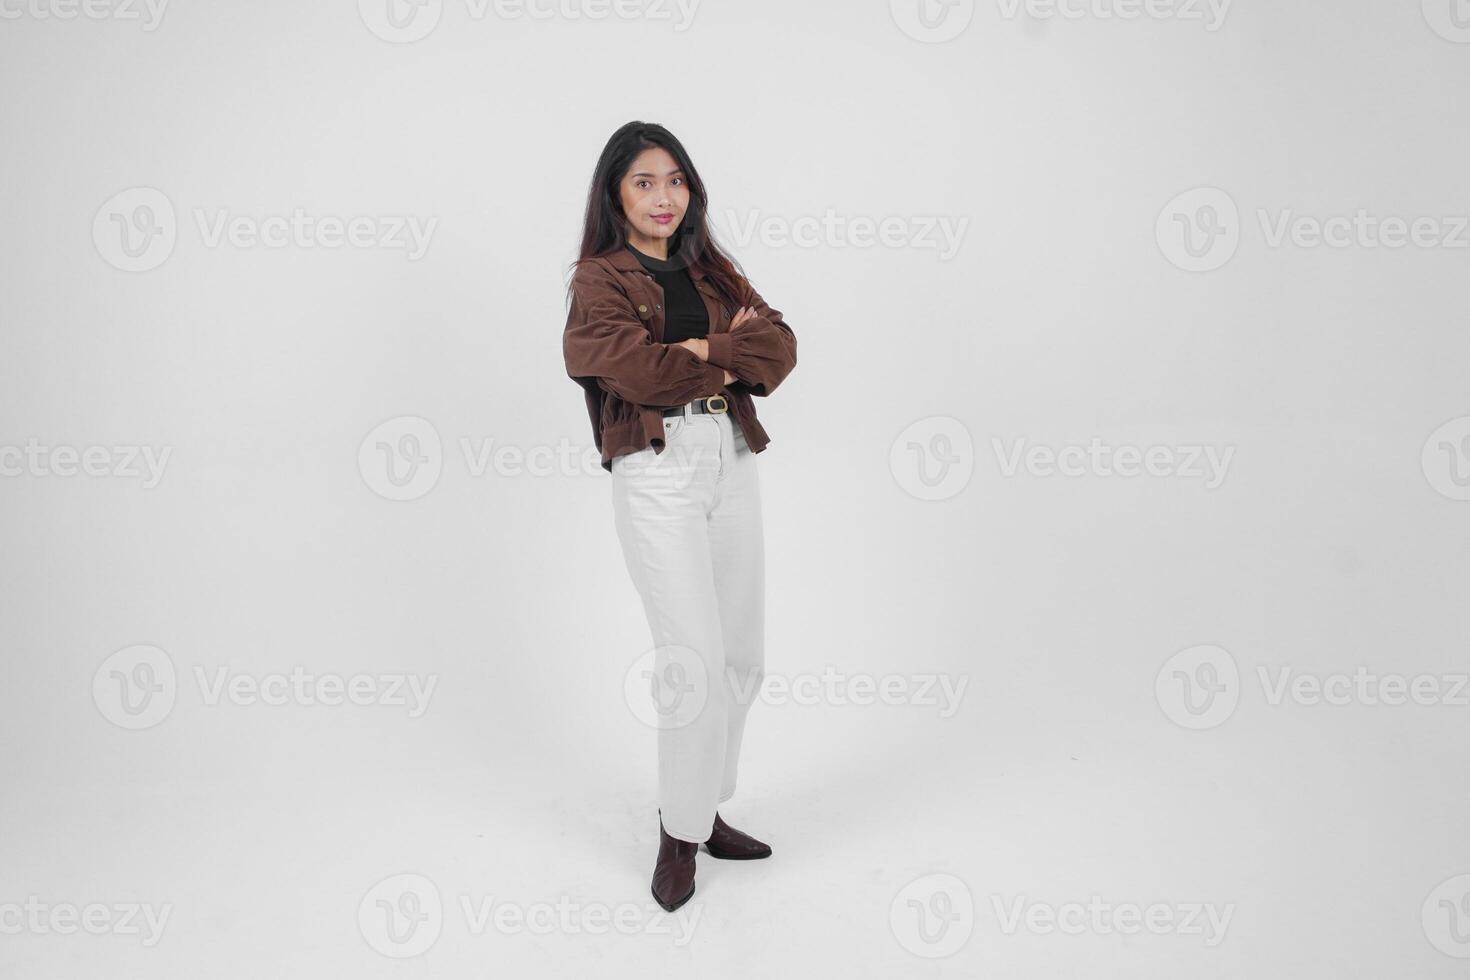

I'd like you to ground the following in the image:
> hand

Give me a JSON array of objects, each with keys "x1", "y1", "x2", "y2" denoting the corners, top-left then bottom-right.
[
  {"x1": 674, "y1": 308, "x2": 757, "y2": 361},
  {"x1": 673, "y1": 339, "x2": 733, "y2": 385},
  {"x1": 674, "y1": 337, "x2": 709, "y2": 360},
  {"x1": 718, "y1": 308, "x2": 757, "y2": 386}
]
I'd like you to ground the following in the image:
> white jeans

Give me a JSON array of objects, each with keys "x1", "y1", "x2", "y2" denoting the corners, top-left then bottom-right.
[{"x1": 610, "y1": 404, "x2": 765, "y2": 844}]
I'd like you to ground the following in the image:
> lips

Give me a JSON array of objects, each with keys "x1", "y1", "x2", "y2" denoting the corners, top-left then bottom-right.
[{"x1": 653, "y1": 214, "x2": 675, "y2": 224}]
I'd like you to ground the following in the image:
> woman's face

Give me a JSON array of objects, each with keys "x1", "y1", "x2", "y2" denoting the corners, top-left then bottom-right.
[{"x1": 618, "y1": 146, "x2": 690, "y2": 253}]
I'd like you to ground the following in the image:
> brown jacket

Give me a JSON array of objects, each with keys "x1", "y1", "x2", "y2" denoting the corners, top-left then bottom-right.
[{"x1": 563, "y1": 246, "x2": 798, "y2": 471}]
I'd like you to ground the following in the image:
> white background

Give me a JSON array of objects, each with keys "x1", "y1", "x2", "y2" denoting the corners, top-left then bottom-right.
[{"x1": 3, "y1": 0, "x2": 1470, "y2": 975}]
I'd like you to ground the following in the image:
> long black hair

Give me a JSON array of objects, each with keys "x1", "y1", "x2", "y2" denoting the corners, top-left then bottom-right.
[{"x1": 567, "y1": 120, "x2": 748, "y2": 311}]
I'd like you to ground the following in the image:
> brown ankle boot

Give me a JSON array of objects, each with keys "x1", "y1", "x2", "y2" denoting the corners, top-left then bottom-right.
[
  {"x1": 703, "y1": 811, "x2": 772, "y2": 860},
  {"x1": 651, "y1": 811, "x2": 698, "y2": 912}
]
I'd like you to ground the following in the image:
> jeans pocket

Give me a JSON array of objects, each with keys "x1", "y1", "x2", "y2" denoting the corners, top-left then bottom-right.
[
  {"x1": 612, "y1": 447, "x2": 651, "y2": 474},
  {"x1": 661, "y1": 413, "x2": 687, "y2": 444}
]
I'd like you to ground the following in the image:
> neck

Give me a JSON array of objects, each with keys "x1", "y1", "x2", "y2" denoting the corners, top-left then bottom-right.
[{"x1": 625, "y1": 231, "x2": 669, "y2": 261}]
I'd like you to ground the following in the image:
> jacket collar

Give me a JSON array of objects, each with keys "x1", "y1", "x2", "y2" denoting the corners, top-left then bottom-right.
[{"x1": 604, "y1": 243, "x2": 707, "y2": 281}]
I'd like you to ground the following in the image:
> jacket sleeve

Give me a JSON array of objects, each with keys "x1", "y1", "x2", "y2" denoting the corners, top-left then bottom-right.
[
  {"x1": 702, "y1": 279, "x2": 797, "y2": 397},
  {"x1": 563, "y1": 263, "x2": 728, "y2": 408}
]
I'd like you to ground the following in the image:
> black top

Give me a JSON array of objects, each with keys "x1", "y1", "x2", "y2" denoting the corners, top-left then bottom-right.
[{"x1": 623, "y1": 242, "x2": 709, "y2": 344}]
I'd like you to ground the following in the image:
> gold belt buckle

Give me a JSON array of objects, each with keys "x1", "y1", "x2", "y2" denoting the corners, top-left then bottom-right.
[{"x1": 704, "y1": 394, "x2": 729, "y2": 414}]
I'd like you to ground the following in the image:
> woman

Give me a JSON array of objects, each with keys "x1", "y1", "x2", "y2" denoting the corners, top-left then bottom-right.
[{"x1": 562, "y1": 121, "x2": 798, "y2": 913}]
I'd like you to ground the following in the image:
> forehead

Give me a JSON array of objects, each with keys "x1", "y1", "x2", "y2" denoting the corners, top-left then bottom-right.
[{"x1": 627, "y1": 146, "x2": 681, "y2": 177}]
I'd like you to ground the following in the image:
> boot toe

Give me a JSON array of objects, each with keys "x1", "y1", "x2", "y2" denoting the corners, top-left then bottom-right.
[{"x1": 703, "y1": 813, "x2": 772, "y2": 860}]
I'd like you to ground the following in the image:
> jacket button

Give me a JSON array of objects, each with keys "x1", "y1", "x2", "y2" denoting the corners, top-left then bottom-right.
[{"x1": 638, "y1": 304, "x2": 648, "y2": 313}]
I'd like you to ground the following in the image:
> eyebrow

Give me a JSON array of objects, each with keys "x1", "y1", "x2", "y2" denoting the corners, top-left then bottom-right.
[{"x1": 630, "y1": 169, "x2": 684, "y2": 178}]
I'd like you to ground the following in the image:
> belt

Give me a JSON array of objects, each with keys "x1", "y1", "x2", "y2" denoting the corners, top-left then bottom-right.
[{"x1": 662, "y1": 394, "x2": 730, "y2": 417}]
